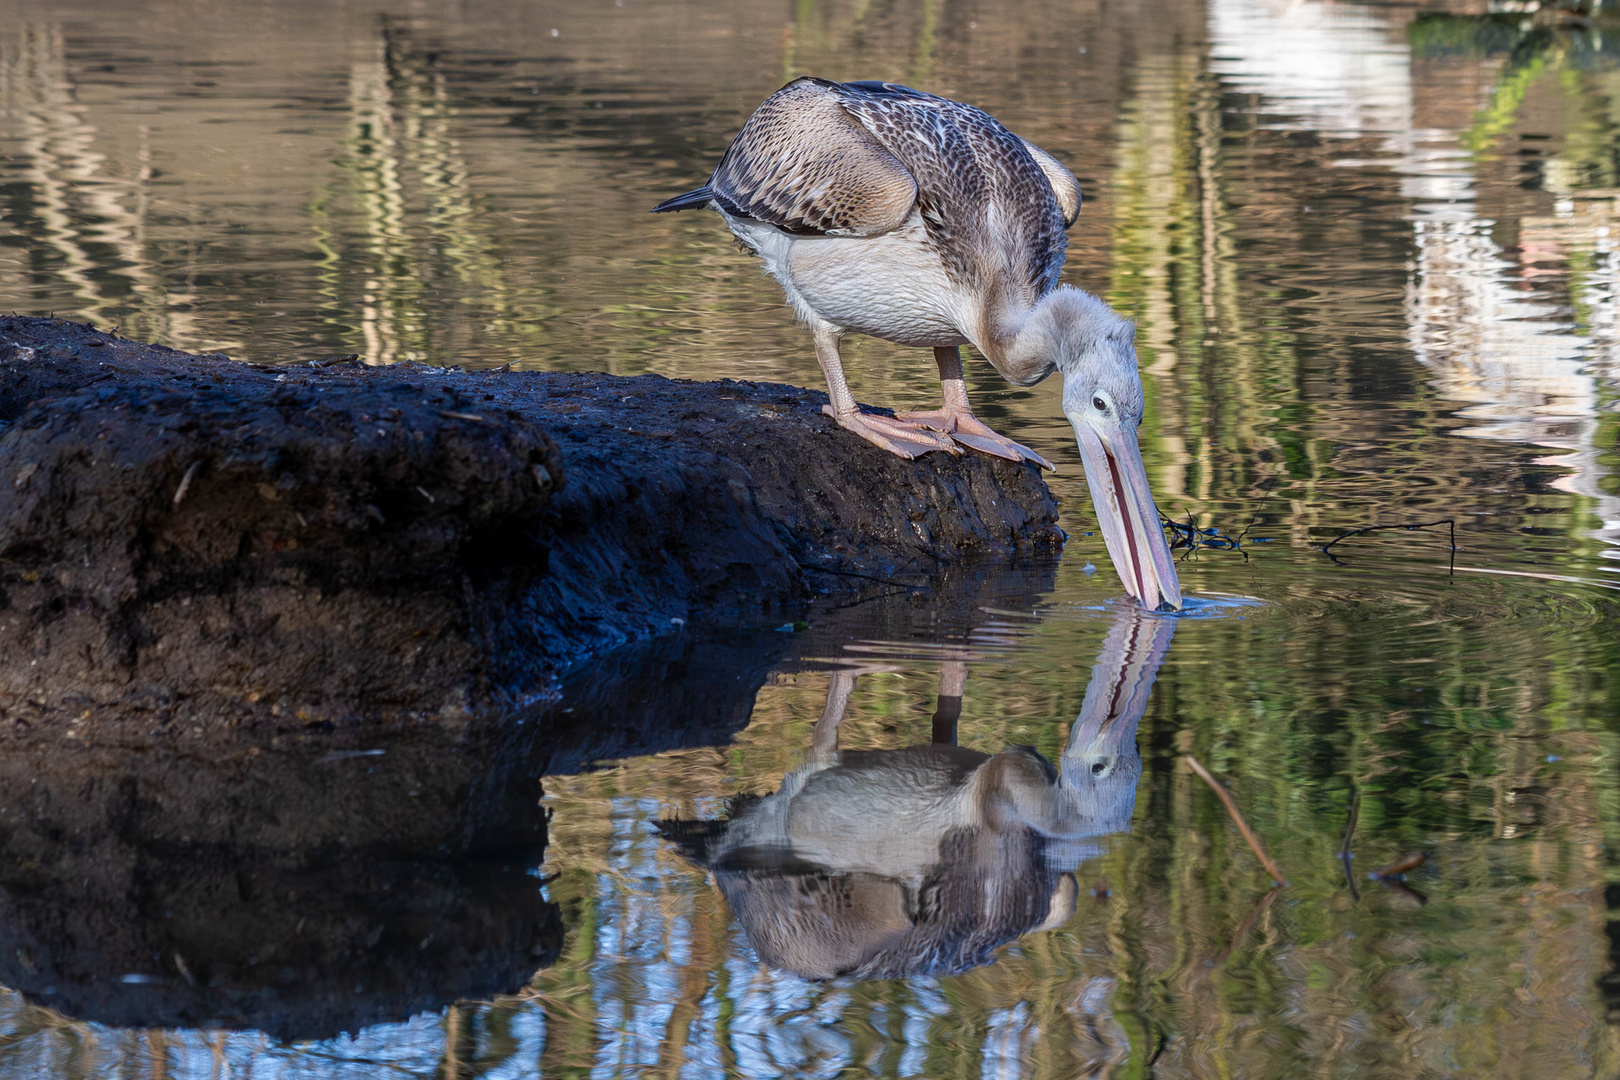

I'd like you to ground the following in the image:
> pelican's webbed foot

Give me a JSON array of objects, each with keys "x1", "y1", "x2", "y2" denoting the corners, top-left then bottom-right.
[
  {"x1": 822, "y1": 404, "x2": 962, "y2": 460},
  {"x1": 897, "y1": 407, "x2": 1056, "y2": 471},
  {"x1": 900, "y1": 346, "x2": 1057, "y2": 471}
]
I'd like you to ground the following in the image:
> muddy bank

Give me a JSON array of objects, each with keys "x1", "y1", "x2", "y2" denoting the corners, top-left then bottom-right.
[{"x1": 0, "y1": 317, "x2": 1062, "y2": 725}]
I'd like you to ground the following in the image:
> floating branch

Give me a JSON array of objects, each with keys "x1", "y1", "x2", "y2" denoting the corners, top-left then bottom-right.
[
  {"x1": 1319, "y1": 518, "x2": 1456, "y2": 567},
  {"x1": 1183, "y1": 755, "x2": 1289, "y2": 887},
  {"x1": 1160, "y1": 512, "x2": 1249, "y2": 561},
  {"x1": 1159, "y1": 478, "x2": 1277, "y2": 561},
  {"x1": 1369, "y1": 852, "x2": 1426, "y2": 881},
  {"x1": 1340, "y1": 787, "x2": 1360, "y2": 902},
  {"x1": 1217, "y1": 884, "x2": 1282, "y2": 965}
]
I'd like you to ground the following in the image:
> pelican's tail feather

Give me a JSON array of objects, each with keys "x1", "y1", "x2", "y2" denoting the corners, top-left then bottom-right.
[{"x1": 652, "y1": 185, "x2": 715, "y2": 213}]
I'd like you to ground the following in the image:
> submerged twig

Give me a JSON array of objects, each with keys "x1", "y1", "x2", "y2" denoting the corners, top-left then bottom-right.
[
  {"x1": 1370, "y1": 852, "x2": 1426, "y2": 880},
  {"x1": 1216, "y1": 884, "x2": 1282, "y2": 964},
  {"x1": 1159, "y1": 478, "x2": 1277, "y2": 562},
  {"x1": 1340, "y1": 787, "x2": 1360, "y2": 902},
  {"x1": 1233, "y1": 476, "x2": 1277, "y2": 545},
  {"x1": 1319, "y1": 518, "x2": 1456, "y2": 569},
  {"x1": 1183, "y1": 755, "x2": 1288, "y2": 887},
  {"x1": 1160, "y1": 512, "x2": 1250, "y2": 561}
]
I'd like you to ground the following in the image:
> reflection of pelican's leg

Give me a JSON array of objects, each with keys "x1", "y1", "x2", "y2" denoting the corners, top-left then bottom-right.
[
  {"x1": 931, "y1": 660, "x2": 966, "y2": 745},
  {"x1": 810, "y1": 671, "x2": 856, "y2": 768}
]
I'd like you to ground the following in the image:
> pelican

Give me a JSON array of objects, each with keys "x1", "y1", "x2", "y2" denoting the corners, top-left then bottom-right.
[
  {"x1": 659, "y1": 605, "x2": 1177, "y2": 980},
  {"x1": 654, "y1": 77, "x2": 1181, "y2": 610}
]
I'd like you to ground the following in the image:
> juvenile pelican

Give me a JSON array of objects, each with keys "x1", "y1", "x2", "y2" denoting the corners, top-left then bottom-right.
[
  {"x1": 655, "y1": 77, "x2": 1181, "y2": 610},
  {"x1": 658, "y1": 604, "x2": 1177, "y2": 980}
]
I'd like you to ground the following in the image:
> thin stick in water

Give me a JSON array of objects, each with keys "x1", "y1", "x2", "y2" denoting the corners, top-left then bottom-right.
[
  {"x1": 1319, "y1": 518, "x2": 1456, "y2": 572},
  {"x1": 1370, "y1": 852, "x2": 1426, "y2": 880},
  {"x1": 1232, "y1": 475, "x2": 1278, "y2": 546},
  {"x1": 1216, "y1": 884, "x2": 1282, "y2": 964},
  {"x1": 1340, "y1": 786, "x2": 1360, "y2": 901},
  {"x1": 1183, "y1": 755, "x2": 1289, "y2": 887}
]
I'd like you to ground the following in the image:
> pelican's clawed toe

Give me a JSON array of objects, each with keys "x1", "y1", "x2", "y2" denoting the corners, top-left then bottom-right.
[
  {"x1": 953, "y1": 429, "x2": 1056, "y2": 471},
  {"x1": 897, "y1": 408, "x2": 1056, "y2": 471},
  {"x1": 822, "y1": 404, "x2": 962, "y2": 460}
]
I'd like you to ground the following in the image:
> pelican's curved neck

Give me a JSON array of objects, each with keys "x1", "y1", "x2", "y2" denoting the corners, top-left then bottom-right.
[
  {"x1": 972, "y1": 286, "x2": 1127, "y2": 388},
  {"x1": 978, "y1": 285, "x2": 1119, "y2": 388},
  {"x1": 977, "y1": 288, "x2": 1053, "y2": 387}
]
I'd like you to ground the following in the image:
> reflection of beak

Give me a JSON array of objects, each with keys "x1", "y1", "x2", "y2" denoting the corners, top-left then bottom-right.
[
  {"x1": 1070, "y1": 418, "x2": 1182, "y2": 611},
  {"x1": 1067, "y1": 606, "x2": 1178, "y2": 748},
  {"x1": 1060, "y1": 603, "x2": 1177, "y2": 798}
]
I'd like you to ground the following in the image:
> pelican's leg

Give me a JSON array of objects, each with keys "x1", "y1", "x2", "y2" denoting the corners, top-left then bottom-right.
[
  {"x1": 808, "y1": 670, "x2": 855, "y2": 769},
  {"x1": 813, "y1": 326, "x2": 959, "y2": 460},
  {"x1": 899, "y1": 346, "x2": 1056, "y2": 471},
  {"x1": 930, "y1": 659, "x2": 966, "y2": 745}
]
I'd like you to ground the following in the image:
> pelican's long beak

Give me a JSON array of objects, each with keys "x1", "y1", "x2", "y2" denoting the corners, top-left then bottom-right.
[{"x1": 1070, "y1": 418, "x2": 1183, "y2": 611}]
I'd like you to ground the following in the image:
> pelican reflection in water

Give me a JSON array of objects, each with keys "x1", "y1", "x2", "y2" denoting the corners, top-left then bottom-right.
[{"x1": 659, "y1": 606, "x2": 1176, "y2": 980}]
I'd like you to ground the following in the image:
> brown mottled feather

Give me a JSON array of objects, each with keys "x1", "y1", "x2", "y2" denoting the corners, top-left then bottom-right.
[
  {"x1": 1019, "y1": 139, "x2": 1082, "y2": 227},
  {"x1": 709, "y1": 78, "x2": 917, "y2": 237},
  {"x1": 824, "y1": 80, "x2": 1069, "y2": 293},
  {"x1": 693, "y1": 78, "x2": 1078, "y2": 297}
]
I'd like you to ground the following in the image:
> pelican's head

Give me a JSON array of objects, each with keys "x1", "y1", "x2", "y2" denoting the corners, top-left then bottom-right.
[
  {"x1": 1047, "y1": 289, "x2": 1182, "y2": 611},
  {"x1": 1056, "y1": 719, "x2": 1145, "y2": 836}
]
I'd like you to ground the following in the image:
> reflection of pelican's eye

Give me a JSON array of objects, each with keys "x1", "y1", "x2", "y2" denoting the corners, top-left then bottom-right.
[
  {"x1": 1091, "y1": 760, "x2": 1109, "y2": 776},
  {"x1": 1092, "y1": 395, "x2": 1107, "y2": 413}
]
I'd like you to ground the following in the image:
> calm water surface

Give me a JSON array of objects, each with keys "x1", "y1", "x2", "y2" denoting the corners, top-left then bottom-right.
[{"x1": 1, "y1": 0, "x2": 1618, "y2": 1076}]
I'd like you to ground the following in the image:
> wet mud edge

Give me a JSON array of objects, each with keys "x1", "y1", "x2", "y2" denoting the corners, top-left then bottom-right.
[{"x1": 0, "y1": 317, "x2": 1064, "y2": 729}]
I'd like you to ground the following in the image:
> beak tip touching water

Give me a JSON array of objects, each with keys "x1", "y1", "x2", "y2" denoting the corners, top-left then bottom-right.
[{"x1": 1070, "y1": 417, "x2": 1184, "y2": 613}]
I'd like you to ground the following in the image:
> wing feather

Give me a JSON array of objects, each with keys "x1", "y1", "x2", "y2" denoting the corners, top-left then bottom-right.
[
  {"x1": 1018, "y1": 140, "x2": 1082, "y2": 227},
  {"x1": 709, "y1": 78, "x2": 918, "y2": 237}
]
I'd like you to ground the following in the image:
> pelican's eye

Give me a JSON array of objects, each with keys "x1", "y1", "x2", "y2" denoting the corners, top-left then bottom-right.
[
  {"x1": 1091, "y1": 760, "x2": 1109, "y2": 776},
  {"x1": 1092, "y1": 395, "x2": 1107, "y2": 413}
]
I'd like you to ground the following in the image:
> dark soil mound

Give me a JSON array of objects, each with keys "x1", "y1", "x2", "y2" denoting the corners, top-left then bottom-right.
[{"x1": 0, "y1": 317, "x2": 1062, "y2": 727}]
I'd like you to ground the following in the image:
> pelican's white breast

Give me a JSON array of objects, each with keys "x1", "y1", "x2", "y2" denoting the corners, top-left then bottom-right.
[{"x1": 722, "y1": 208, "x2": 971, "y2": 348}]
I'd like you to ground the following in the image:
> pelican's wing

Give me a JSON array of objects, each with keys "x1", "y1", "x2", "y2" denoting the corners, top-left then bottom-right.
[
  {"x1": 708, "y1": 78, "x2": 919, "y2": 237},
  {"x1": 1019, "y1": 140, "x2": 1082, "y2": 227}
]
